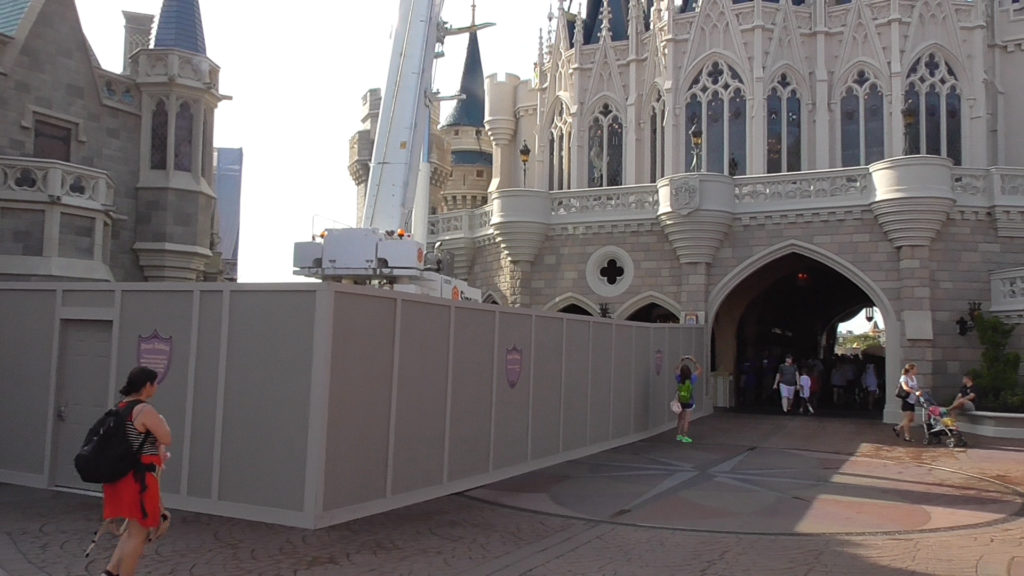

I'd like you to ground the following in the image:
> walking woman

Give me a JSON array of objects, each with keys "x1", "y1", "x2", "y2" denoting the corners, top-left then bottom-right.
[
  {"x1": 101, "y1": 366, "x2": 172, "y2": 576},
  {"x1": 675, "y1": 355, "x2": 702, "y2": 443},
  {"x1": 892, "y1": 362, "x2": 922, "y2": 442}
]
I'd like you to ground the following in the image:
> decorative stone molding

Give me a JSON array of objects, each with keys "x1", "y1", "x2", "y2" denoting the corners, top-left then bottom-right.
[
  {"x1": 133, "y1": 242, "x2": 212, "y2": 282},
  {"x1": 990, "y1": 267, "x2": 1024, "y2": 323},
  {"x1": 993, "y1": 169, "x2": 1024, "y2": 237},
  {"x1": 490, "y1": 188, "x2": 549, "y2": 263},
  {"x1": 586, "y1": 246, "x2": 634, "y2": 298},
  {"x1": 869, "y1": 156, "x2": 955, "y2": 248},
  {"x1": 656, "y1": 173, "x2": 736, "y2": 264}
]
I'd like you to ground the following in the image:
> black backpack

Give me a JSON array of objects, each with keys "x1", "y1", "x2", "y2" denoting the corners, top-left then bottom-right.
[{"x1": 74, "y1": 399, "x2": 151, "y2": 484}]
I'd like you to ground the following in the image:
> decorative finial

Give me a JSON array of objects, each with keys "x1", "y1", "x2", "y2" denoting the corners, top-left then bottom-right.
[
  {"x1": 600, "y1": 0, "x2": 612, "y2": 41},
  {"x1": 471, "y1": 0, "x2": 476, "y2": 26},
  {"x1": 575, "y1": 9, "x2": 585, "y2": 48}
]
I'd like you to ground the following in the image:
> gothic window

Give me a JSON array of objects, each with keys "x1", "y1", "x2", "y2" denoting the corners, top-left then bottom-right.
[
  {"x1": 904, "y1": 52, "x2": 962, "y2": 165},
  {"x1": 174, "y1": 101, "x2": 193, "y2": 172},
  {"x1": 548, "y1": 101, "x2": 572, "y2": 191},
  {"x1": 588, "y1": 102, "x2": 623, "y2": 188},
  {"x1": 766, "y1": 74, "x2": 802, "y2": 174},
  {"x1": 150, "y1": 100, "x2": 168, "y2": 170},
  {"x1": 839, "y1": 69, "x2": 885, "y2": 167},
  {"x1": 33, "y1": 120, "x2": 72, "y2": 162},
  {"x1": 649, "y1": 90, "x2": 666, "y2": 183},
  {"x1": 685, "y1": 60, "x2": 747, "y2": 175}
]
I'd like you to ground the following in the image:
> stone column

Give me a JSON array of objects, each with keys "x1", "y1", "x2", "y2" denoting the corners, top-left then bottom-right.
[
  {"x1": 656, "y1": 173, "x2": 736, "y2": 316},
  {"x1": 490, "y1": 188, "x2": 549, "y2": 307},
  {"x1": 869, "y1": 156, "x2": 954, "y2": 424},
  {"x1": 484, "y1": 74, "x2": 520, "y2": 192}
]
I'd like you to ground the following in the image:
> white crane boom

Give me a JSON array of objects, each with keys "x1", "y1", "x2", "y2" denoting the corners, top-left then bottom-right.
[{"x1": 293, "y1": 0, "x2": 481, "y2": 302}]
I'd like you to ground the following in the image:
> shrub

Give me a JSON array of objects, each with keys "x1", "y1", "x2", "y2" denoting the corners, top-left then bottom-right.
[{"x1": 967, "y1": 312, "x2": 1023, "y2": 413}]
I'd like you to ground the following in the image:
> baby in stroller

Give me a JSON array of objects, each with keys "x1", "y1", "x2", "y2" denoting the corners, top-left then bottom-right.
[{"x1": 918, "y1": 390, "x2": 968, "y2": 448}]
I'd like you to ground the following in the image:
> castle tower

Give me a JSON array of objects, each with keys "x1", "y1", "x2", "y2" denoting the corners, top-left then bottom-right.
[
  {"x1": 130, "y1": 0, "x2": 228, "y2": 281},
  {"x1": 438, "y1": 5, "x2": 492, "y2": 214},
  {"x1": 349, "y1": 89, "x2": 381, "y2": 228}
]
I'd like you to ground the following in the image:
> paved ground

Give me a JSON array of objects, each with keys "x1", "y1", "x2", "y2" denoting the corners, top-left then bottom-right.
[{"x1": 2, "y1": 412, "x2": 1023, "y2": 575}]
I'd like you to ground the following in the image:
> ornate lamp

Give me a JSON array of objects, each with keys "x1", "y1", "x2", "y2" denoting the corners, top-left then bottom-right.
[
  {"x1": 689, "y1": 124, "x2": 703, "y2": 172},
  {"x1": 519, "y1": 139, "x2": 531, "y2": 184}
]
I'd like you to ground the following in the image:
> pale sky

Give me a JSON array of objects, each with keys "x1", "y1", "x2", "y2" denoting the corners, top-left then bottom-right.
[
  {"x1": 75, "y1": 1, "x2": 881, "y2": 334},
  {"x1": 76, "y1": 0, "x2": 554, "y2": 282}
]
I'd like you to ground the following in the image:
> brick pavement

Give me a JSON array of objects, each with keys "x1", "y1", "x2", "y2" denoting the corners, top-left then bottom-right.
[{"x1": 1, "y1": 412, "x2": 1022, "y2": 576}]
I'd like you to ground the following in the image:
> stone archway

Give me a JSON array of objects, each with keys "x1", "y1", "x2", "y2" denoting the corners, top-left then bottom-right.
[{"x1": 708, "y1": 240, "x2": 901, "y2": 421}]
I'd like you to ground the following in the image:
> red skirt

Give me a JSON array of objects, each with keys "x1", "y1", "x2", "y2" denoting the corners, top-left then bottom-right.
[{"x1": 103, "y1": 455, "x2": 162, "y2": 528}]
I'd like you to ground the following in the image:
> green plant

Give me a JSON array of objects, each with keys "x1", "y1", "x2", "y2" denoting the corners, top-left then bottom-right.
[{"x1": 967, "y1": 312, "x2": 1023, "y2": 413}]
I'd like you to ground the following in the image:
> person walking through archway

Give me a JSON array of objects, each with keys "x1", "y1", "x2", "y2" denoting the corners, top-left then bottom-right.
[{"x1": 773, "y1": 354, "x2": 798, "y2": 414}]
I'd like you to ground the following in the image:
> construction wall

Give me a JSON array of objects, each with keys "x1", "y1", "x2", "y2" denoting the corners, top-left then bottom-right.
[{"x1": 0, "y1": 283, "x2": 706, "y2": 528}]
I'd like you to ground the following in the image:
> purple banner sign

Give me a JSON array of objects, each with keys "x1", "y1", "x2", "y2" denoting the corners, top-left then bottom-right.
[
  {"x1": 138, "y1": 330, "x2": 172, "y2": 385},
  {"x1": 655, "y1": 349, "x2": 664, "y2": 376},
  {"x1": 505, "y1": 345, "x2": 522, "y2": 389}
]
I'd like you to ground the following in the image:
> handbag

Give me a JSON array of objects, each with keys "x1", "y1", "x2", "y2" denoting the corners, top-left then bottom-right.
[
  {"x1": 670, "y1": 399, "x2": 683, "y2": 414},
  {"x1": 895, "y1": 386, "x2": 910, "y2": 400}
]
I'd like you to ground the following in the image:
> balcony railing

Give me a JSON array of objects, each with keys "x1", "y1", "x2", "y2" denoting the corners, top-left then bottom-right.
[
  {"x1": 0, "y1": 156, "x2": 115, "y2": 207},
  {"x1": 427, "y1": 166, "x2": 1024, "y2": 240}
]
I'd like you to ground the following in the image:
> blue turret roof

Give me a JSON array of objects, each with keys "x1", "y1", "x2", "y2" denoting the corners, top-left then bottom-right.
[
  {"x1": 153, "y1": 0, "x2": 206, "y2": 55},
  {"x1": 442, "y1": 30, "x2": 484, "y2": 128},
  {"x1": 0, "y1": 0, "x2": 31, "y2": 37}
]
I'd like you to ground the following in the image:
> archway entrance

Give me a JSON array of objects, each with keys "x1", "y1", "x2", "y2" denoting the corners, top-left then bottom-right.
[{"x1": 712, "y1": 252, "x2": 885, "y2": 417}]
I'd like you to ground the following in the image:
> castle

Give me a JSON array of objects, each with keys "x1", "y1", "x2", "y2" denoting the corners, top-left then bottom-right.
[
  {"x1": 352, "y1": 0, "x2": 1024, "y2": 413},
  {"x1": 0, "y1": 0, "x2": 230, "y2": 282}
]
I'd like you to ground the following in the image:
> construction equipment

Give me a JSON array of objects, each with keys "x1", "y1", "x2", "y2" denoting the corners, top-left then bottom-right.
[{"x1": 293, "y1": 0, "x2": 481, "y2": 301}]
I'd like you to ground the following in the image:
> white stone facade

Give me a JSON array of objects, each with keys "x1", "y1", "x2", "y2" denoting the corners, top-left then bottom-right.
[{"x1": 418, "y1": 0, "x2": 1024, "y2": 419}]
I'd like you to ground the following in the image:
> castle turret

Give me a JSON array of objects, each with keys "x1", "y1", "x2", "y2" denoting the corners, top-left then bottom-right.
[
  {"x1": 131, "y1": 0, "x2": 228, "y2": 281},
  {"x1": 438, "y1": 20, "x2": 492, "y2": 215}
]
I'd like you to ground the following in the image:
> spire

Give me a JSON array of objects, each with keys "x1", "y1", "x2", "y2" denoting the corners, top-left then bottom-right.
[
  {"x1": 584, "y1": 0, "x2": 628, "y2": 45},
  {"x1": 153, "y1": 0, "x2": 206, "y2": 55},
  {"x1": 442, "y1": 29, "x2": 485, "y2": 128}
]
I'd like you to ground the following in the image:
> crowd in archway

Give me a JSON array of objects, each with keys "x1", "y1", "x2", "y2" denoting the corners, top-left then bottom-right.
[{"x1": 738, "y1": 352, "x2": 886, "y2": 415}]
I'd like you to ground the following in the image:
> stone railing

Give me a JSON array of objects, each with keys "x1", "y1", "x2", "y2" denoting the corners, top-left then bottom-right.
[
  {"x1": 132, "y1": 49, "x2": 220, "y2": 92},
  {"x1": 94, "y1": 69, "x2": 141, "y2": 114},
  {"x1": 0, "y1": 156, "x2": 115, "y2": 206},
  {"x1": 550, "y1": 184, "x2": 658, "y2": 222},
  {"x1": 733, "y1": 167, "x2": 872, "y2": 208},
  {"x1": 428, "y1": 205, "x2": 492, "y2": 238},
  {"x1": 990, "y1": 267, "x2": 1024, "y2": 322},
  {"x1": 994, "y1": 167, "x2": 1024, "y2": 198}
]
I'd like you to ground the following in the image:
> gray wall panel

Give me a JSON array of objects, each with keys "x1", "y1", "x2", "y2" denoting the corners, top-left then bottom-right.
[
  {"x1": 492, "y1": 313, "x2": 532, "y2": 470},
  {"x1": 0, "y1": 291, "x2": 55, "y2": 474},
  {"x1": 185, "y1": 291, "x2": 223, "y2": 499},
  {"x1": 447, "y1": 307, "x2": 495, "y2": 482},
  {"x1": 588, "y1": 323, "x2": 613, "y2": 443},
  {"x1": 61, "y1": 290, "x2": 114, "y2": 308},
  {"x1": 219, "y1": 291, "x2": 313, "y2": 511},
  {"x1": 561, "y1": 320, "x2": 590, "y2": 451},
  {"x1": 633, "y1": 327, "x2": 653, "y2": 433},
  {"x1": 611, "y1": 325, "x2": 634, "y2": 438},
  {"x1": 117, "y1": 291, "x2": 194, "y2": 496},
  {"x1": 530, "y1": 316, "x2": 564, "y2": 460},
  {"x1": 391, "y1": 300, "x2": 450, "y2": 495},
  {"x1": 324, "y1": 292, "x2": 395, "y2": 509}
]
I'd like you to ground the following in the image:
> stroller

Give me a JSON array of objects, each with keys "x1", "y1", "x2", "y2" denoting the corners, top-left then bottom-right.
[{"x1": 918, "y1": 390, "x2": 967, "y2": 448}]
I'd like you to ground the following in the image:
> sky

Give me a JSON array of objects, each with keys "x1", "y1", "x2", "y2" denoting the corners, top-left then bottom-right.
[{"x1": 75, "y1": 1, "x2": 881, "y2": 334}]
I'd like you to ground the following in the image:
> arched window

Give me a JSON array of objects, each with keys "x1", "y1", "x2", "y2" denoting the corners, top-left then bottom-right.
[
  {"x1": 548, "y1": 101, "x2": 572, "y2": 191},
  {"x1": 587, "y1": 103, "x2": 623, "y2": 188},
  {"x1": 685, "y1": 60, "x2": 747, "y2": 175},
  {"x1": 766, "y1": 73, "x2": 802, "y2": 174},
  {"x1": 174, "y1": 101, "x2": 193, "y2": 172},
  {"x1": 150, "y1": 100, "x2": 168, "y2": 170},
  {"x1": 839, "y1": 68, "x2": 885, "y2": 167},
  {"x1": 904, "y1": 52, "x2": 961, "y2": 165},
  {"x1": 649, "y1": 90, "x2": 666, "y2": 182}
]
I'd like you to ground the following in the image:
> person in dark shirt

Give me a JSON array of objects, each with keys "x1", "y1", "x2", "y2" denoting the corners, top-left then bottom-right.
[
  {"x1": 948, "y1": 373, "x2": 978, "y2": 416},
  {"x1": 773, "y1": 354, "x2": 799, "y2": 414}
]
